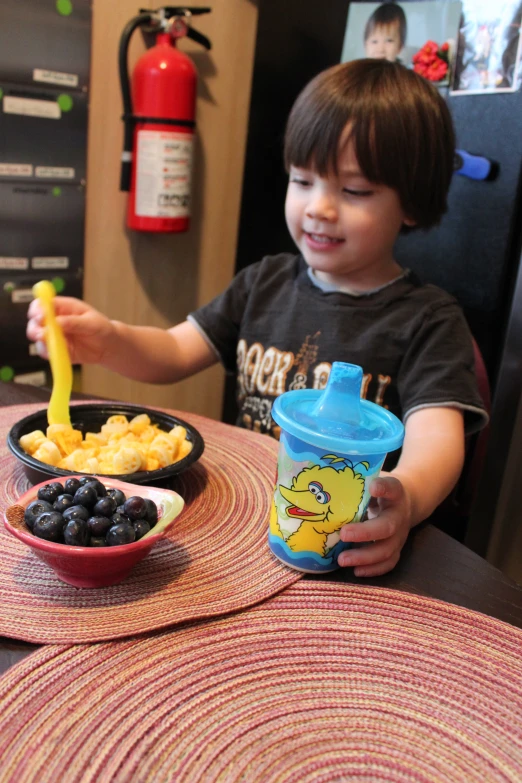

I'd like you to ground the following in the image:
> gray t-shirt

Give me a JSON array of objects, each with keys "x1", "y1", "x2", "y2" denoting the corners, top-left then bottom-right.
[{"x1": 189, "y1": 253, "x2": 488, "y2": 439}]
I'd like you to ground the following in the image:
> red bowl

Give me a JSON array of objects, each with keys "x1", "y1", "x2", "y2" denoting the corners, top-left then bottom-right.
[{"x1": 3, "y1": 477, "x2": 185, "y2": 588}]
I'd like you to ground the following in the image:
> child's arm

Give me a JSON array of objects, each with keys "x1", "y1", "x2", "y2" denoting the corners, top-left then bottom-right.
[
  {"x1": 27, "y1": 296, "x2": 217, "y2": 384},
  {"x1": 106, "y1": 320, "x2": 217, "y2": 383},
  {"x1": 337, "y1": 407, "x2": 465, "y2": 577}
]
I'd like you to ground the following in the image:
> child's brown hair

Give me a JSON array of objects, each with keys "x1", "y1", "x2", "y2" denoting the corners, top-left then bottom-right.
[{"x1": 284, "y1": 59, "x2": 455, "y2": 229}]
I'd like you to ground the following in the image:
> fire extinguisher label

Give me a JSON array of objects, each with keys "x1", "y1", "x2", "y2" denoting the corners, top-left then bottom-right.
[{"x1": 135, "y1": 130, "x2": 193, "y2": 218}]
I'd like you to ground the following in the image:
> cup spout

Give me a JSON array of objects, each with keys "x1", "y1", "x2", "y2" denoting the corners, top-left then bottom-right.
[{"x1": 310, "y1": 362, "x2": 362, "y2": 425}]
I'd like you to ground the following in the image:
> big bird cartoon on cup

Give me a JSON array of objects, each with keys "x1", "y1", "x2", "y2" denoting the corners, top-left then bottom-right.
[{"x1": 269, "y1": 362, "x2": 404, "y2": 573}]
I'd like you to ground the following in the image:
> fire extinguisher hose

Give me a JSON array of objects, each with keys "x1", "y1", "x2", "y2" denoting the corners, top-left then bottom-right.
[{"x1": 119, "y1": 13, "x2": 153, "y2": 191}]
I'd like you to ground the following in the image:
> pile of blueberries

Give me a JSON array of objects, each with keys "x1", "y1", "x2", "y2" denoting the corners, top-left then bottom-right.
[{"x1": 23, "y1": 478, "x2": 159, "y2": 547}]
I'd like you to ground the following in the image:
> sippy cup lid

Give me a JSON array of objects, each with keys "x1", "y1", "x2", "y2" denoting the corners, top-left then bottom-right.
[{"x1": 271, "y1": 362, "x2": 404, "y2": 455}]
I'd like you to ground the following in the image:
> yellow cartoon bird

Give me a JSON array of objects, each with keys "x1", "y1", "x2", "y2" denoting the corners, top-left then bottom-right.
[{"x1": 279, "y1": 461, "x2": 365, "y2": 557}]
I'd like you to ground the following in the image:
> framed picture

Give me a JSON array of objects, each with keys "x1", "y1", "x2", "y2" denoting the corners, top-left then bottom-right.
[
  {"x1": 451, "y1": 0, "x2": 522, "y2": 94},
  {"x1": 341, "y1": 1, "x2": 462, "y2": 88}
]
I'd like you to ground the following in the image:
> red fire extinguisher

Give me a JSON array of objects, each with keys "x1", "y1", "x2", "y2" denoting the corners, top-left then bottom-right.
[{"x1": 119, "y1": 7, "x2": 212, "y2": 233}]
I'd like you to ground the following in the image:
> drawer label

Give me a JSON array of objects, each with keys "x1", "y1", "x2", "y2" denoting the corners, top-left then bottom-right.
[
  {"x1": 3, "y1": 95, "x2": 61, "y2": 120},
  {"x1": 0, "y1": 257, "x2": 29, "y2": 270},
  {"x1": 33, "y1": 69, "x2": 79, "y2": 88}
]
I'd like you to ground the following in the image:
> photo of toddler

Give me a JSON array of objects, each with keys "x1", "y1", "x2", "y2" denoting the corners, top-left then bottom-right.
[
  {"x1": 364, "y1": 3, "x2": 407, "y2": 62},
  {"x1": 341, "y1": 0, "x2": 462, "y2": 90}
]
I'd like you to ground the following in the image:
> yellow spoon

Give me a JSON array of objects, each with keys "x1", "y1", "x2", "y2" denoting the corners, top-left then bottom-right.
[{"x1": 33, "y1": 280, "x2": 72, "y2": 427}]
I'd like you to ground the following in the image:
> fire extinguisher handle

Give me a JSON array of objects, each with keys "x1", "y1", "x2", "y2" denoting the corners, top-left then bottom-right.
[
  {"x1": 148, "y1": 6, "x2": 212, "y2": 15},
  {"x1": 186, "y1": 26, "x2": 212, "y2": 50}
]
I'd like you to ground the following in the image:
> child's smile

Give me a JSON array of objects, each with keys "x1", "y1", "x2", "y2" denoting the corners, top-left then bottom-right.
[
  {"x1": 304, "y1": 231, "x2": 345, "y2": 251},
  {"x1": 285, "y1": 137, "x2": 414, "y2": 292}
]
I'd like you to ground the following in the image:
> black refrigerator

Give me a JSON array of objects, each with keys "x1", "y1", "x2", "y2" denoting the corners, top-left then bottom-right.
[{"x1": 226, "y1": 0, "x2": 522, "y2": 564}]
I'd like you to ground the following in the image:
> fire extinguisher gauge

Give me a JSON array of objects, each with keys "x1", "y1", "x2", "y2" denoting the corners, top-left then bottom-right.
[{"x1": 168, "y1": 16, "x2": 190, "y2": 40}]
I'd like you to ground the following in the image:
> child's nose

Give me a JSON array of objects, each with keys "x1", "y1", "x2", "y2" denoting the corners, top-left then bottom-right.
[{"x1": 305, "y1": 192, "x2": 338, "y2": 221}]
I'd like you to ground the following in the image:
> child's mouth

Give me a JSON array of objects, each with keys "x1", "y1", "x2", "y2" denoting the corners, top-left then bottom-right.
[{"x1": 304, "y1": 232, "x2": 344, "y2": 250}]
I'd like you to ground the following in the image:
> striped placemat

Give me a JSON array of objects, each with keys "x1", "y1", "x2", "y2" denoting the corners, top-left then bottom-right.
[
  {"x1": 1, "y1": 579, "x2": 521, "y2": 783},
  {"x1": 0, "y1": 402, "x2": 301, "y2": 644}
]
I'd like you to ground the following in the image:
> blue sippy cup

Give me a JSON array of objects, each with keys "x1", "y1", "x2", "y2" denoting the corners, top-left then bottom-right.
[{"x1": 269, "y1": 362, "x2": 404, "y2": 573}]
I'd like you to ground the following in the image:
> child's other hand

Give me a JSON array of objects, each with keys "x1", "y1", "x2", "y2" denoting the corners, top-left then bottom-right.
[
  {"x1": 337, "y1": 476, "x2": 412, "y2": 577},
  {"x1": 26, "y1": 296, "x2": 115, "y2": 365}
]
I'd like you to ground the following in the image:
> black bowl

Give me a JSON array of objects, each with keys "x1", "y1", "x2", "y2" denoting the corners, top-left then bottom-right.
[{"x1": 7, "y1": 402, "x2": 204, "y2": 485}]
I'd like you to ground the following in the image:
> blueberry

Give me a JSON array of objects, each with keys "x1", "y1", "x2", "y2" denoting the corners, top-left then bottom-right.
[
  {"x1": 78, "y1": 476, "x2": 94, "y2": 486},
  {"x1": 33, "y1": 511, "x2": 66, "y2": 542},
  {"x1": 53, "y1": 494, "x2": 75, "y2": 514},
  {"x1": 111, "y1": 512, "x2": 132, "y2": 527},
  {"x1": 93, "y1": 496, "x2": 116, "y2": 518},
  {"x1": 107, "y1": 489, "x2": 126, "y2": 507},
  {"x1": 83, "y1": 479, "x2": 107, "y2": 497},
  {"x1": 87, "y1": 516, "x2": 113, "y2": 537},
  {"x1": 123, "y1": 496, "x2": 147, "y2": 521},
  {"x1": 24, "y1": 499, "x2": 54, "y2": 530},
  {"x1": 143, "y1": 498, "x2": 158, "y2": 526},
  {"x1": 37, "y1": 482, "x2": 65, "y2": 504},
  {"x1": 64, "y1": 478, "x2": 82, "y2": 495},
  {"x1": 73, "y1": 485, "x2": 98, "y2": 509},
  {"x1": 106, "y1": 523, "x2": 136, "y2": 546},
  {"x1": 64, "y1": 518, "x2": 90, "y2": 546},
  {"x1": 63, "y1": 504, "x2": 90, "y2": 523},
  {"x1": 90, "y1": 536, "x2": 107, "y2": 547},
  {"x1": 133, "y1": 519, "x2": 151, "y2": 540}
]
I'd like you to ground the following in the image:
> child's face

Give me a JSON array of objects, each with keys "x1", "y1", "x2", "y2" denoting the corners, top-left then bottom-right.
[
  {"x1": 365, "y1": 23, "x2": 402, "y2": 61},
  {"x1": 285, "y1": 137, "x2": 413, "y2": 289}
]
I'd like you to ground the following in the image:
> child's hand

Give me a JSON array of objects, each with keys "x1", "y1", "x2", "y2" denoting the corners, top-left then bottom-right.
[
  {"x1": 27, "y1": 296, "x2": 115, "y2": 365},
  {"x1": 337, "y1": 476, "x2": 413, "y2": 577}
]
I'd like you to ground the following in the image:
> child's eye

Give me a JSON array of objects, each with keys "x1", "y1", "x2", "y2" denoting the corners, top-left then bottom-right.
[
  {"x1": 290, "y1": 176, "x2": 311, "y2": 187},
  {"x1": 343, "y1": 188, "x2": 373, "y2": 197}
]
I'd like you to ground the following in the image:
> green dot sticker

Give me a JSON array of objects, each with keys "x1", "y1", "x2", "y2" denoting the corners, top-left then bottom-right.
[
  {"x1": 52, "y1": 186, "x2": 62, "y2": 197},
  {"x1": 56, "y1": 0, "x2": 73, "y2": 15},
  {"x1": 57, "y1": 94, "x2": 73, "y2": 112},
  {"x1": 0, "y1": 88, "x2": 3, "y2": 100},
  {"x1": 52, "y1": 277, "x2": 65, "y2": 294},
  {"x1": 0, "y1": 366, "x2": 15, "y2": 382},
  {"x1": 3, "y1": 281, "x2": 15, "y2": 293}
]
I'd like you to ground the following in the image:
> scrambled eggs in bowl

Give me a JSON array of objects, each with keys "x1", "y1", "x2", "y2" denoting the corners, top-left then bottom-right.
[
  {"x1": 19, "y1": 413, "x2": 193, "y2": 475},
  {"x1": 8, "y1": 403, "x2": 204, "y2": 485}
]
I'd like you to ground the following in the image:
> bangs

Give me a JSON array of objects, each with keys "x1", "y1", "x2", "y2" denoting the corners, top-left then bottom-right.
[
  {"x1": 284, "y1": 65, "x2": 387, "y2": 185},
  {"x1": 284, "y1": 97, "x2": 352, "y2": 177}
]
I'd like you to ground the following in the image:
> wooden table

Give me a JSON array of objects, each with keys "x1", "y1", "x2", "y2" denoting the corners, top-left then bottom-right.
[{"x1": 2, "y1": 381, "x2": 522, "y2": 676}]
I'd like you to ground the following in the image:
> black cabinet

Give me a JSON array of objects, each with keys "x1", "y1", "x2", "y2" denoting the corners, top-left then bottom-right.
[{"x1": 0, "y1": 0, "x2": 91, "y2": 382}]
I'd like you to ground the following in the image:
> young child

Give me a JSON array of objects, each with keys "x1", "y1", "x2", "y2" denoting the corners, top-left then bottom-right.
[
  {"x1": 364, "y1": 3, "x2": 407, "y2": 62},
  {"x1": 27, "y1": 59, "x2": 487, "y2": 578}
]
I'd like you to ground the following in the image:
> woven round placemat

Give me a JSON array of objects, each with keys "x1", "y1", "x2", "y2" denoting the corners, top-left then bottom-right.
[
  {"x1": 0, "y1": 402, "x2": 300, "y2": 644},
  {"x1": 1, "y1": 580, "x2": 521, "y2": 783}
]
